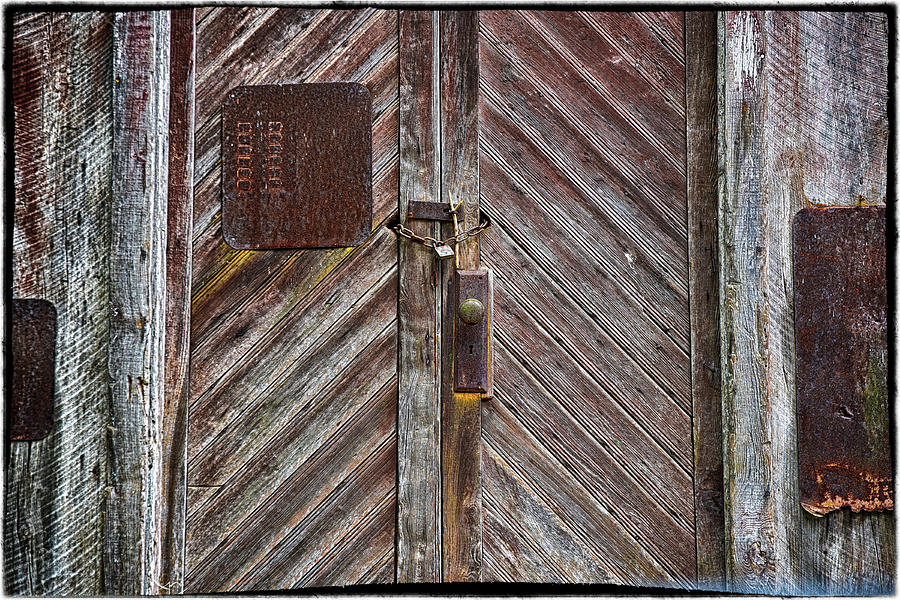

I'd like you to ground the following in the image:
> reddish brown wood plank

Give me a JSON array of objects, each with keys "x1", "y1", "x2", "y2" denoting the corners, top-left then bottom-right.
[
  {"x1": 296, "y1": 494, "x2": 396, "y2": 587},
  {"x1": 685, "y1": 11, "x2": 725, "y2": 591},
  {"x1": 479, "y1": 11, "x2": 693, "y2": 587},
  {"x1": 483, "y1": 374, "x2": 681, "y2": 586},
  {"x1": 157, "y1": 9, "x2": 195, "y2": 593},
  {"x1": 189, "y1": 10, "x2": 398, "y2": 404},
  {"x1": 186, "y1": 12, "x2": 398, "y2": 591},
  {"x1": 187, "y1": 230, "x2": 396, "y2": 485},
  {"x1": 186, "y1": 322, "x2": 396, "y2": 563},
  {"x1": 483, "y1": 447, "x2": 613, "y2": 583},
  {"x1": 397, "y1": 9, "x2": 442, "y2": 583},
  {"x1": 440, "y1": 10, "x2": 482, "y2": 583},
  {"x1": 186, "y1": 376, "x2": 397, "y2": 591}
]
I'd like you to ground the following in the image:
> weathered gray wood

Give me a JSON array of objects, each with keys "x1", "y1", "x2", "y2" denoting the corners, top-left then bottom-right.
[
  {"x1": 685, "y1": 11, "x2": 725, "y2": 591},
  {"x1": 107, "y1": 11, "x2": 171, "y2": 595},
  {"x1": 6, "y1": 11, "x2": 114, "y2": 595},
  {"x1": 397, "y1": 9, "x2": 442, "y2": 583},
  {"x1": 440, "y1": 10, "x2": 483, "y2": 583},
  {"x1": 155, "y1": 8, "x2": 195, "y2": 594},
  {"x1": 718, "y1": 10, "x2": 892, "y2": 595}
]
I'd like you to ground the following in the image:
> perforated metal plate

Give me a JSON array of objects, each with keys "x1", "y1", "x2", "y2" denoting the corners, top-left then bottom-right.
[{"x1": 222, "y1": 83, "x2": 372, "y2": 249}]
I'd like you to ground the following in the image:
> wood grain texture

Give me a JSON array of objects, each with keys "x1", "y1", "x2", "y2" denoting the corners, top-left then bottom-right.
[
  {"x1": 397, "y1": 10, "x2": 442, "y2": 583},
  {"x1": 6, "y1": 11, "x2": 113, "y2": 595},
  {"x1": 440, "y1": 10, "x2": 483, "y2": 583},
  {"x1": 479, "y1": 10, "x2": 694, "y2": 587},
  {"x1": 685, "y1": 11, "x2": 725, "y2": 591},
  {"x1": 718, "y1": 10, "x2": 892, "y2": 595},
  {"x1": 156, "y1": 8, "x2": 195, "y2": 594},
  {"x1": 107, "y1": 11, "x2": 171, "y2": 594},
  {"x1": 185, "y1": 9, "x2": 398, "y2": 591}
]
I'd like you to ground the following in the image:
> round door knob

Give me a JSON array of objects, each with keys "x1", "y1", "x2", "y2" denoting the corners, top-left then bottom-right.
[{"x1": 458, "y1": 298, "x2": 485, "y2": 325}]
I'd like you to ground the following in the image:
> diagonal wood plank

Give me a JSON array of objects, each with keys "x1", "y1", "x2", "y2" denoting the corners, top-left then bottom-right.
[{"x1": 186, "y1": 8, "x2": 399, "y2": 592}]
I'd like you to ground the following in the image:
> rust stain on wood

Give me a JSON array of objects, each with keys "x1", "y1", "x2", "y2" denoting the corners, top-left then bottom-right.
[
  {"x1": 793, "y1": 206, "x2": 891, "y2": 517},
  {"x1": 10, "y1": 299, "x2": 57, "y2": 441},
  {"x1": 221, "y1": 83, "x2": 372, "y2": 250}
]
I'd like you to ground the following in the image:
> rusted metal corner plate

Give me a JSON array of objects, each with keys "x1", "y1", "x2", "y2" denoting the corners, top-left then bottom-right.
[
  {"x1": 222, "y1": 83, "x2": 372, "y2": 250},
  {"x1": 793, "y1": 206, "x2": 891, "y2": 516},
  {"x1": 10, "y1": 299, "x2": 57, "y2": 441}
]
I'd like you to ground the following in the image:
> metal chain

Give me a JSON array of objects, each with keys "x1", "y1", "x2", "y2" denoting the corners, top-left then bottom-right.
[
  {"x1": 391, "y1": 214, "x2": 491, "y2": 249},
  {"x1": 393, "y1": 218, "x2": 491, "y2": 248}
]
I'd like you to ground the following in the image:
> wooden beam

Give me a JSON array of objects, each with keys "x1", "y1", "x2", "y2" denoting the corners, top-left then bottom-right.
[
  {"x1": 718, "y1": 10, "x2": 893, "y2": 595},
  {"x1": 107, "y1": 10, "x2": 171, "y2": 594},
  {"x1": 156, "y1": 8, "x2": 195, "y2": 594},
  {"x1": 685, "y1": 11, "x2": 725, "y2": 592},
  {"x1": 440, "y1": 10, "x2": 482, "y2": 583},
  {"x1": 6, "y1": 11, "x2": 113, "y2": 595},
  {"x1": 397, "y1": 9, "x2": 442, "y2": 583}
]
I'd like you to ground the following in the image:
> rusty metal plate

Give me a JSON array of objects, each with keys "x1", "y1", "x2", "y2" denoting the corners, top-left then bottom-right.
[
  {"x1": 793, "y1": 206, "x2": 891, "y2": 516},
  {"x1": 454, "y1": 269, "x2": 493, "y2": 394},
  {"x1": 222, "y1": 83, "x2": 372, "y2": 249},
  {"x1": 407, "y1": 200, "x2": 453, "y2": 221},
  {"x1": 10, "y1": 299, "x2": 56, "y2": 441}
]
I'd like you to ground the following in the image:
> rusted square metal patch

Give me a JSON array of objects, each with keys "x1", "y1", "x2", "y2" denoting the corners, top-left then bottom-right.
[
  {"x1": 10, "y1": 299, "x2": 56, "y2": 441},
  {"x1": 222, "y1": 83, "x2": 372, "y2": 249},
  {"x1": 793, "y1": 206, "x2": 891, "y2": 516}
]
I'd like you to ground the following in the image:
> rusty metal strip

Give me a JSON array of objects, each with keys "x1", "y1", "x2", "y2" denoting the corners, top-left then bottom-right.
[
  {"x1": 407, "y1": 199, "x2": 452, "y2": 221},
  {"x1": 10, "y1": 299, "x2": 56, "y2": 441},
  {"x1": 793, "y1": 206, "x2": 891, "y2": 516},
  {"x1": 221, "y1": 83, "x2": 372, "y2": 250}
]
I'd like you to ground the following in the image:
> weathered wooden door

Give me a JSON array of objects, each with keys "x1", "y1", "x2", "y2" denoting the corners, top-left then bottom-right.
[
  {"x1": 184, "y1": 9, "x2": 400, "y2": 591},
  {"x1": 477, "y1": 11, "x2": 693, "y2": 585},
  {"x1": 183, "y1": 8, "x2": 692, "y2": 591}
]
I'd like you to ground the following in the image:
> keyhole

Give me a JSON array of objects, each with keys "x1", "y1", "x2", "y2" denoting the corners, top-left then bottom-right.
[{"x1": 469, "y1": 344, "x2": 474, "y2": 355}]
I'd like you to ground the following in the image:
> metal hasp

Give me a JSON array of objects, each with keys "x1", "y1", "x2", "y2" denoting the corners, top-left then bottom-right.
[
  {"x1": 221, "y1": 83, "x2": 372, "y2": 249},
  {"x1": 793, "y1": 206, "x2": 891, "y2": 516},
  {"x1": 10, "y1": 299, "x2": 57, "y2": 441},
  {"x1": 407, "y1": 200, "x2": 453, "y2": 222},
  {"x1": 453, "y1": 269, "x2": 493, "y2": 394}
]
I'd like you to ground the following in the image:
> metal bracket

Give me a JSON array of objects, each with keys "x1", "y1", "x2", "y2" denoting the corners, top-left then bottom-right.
[
  {"x1": 793, "y1": 206, "x2": 891, "y2": 516},
  {"x1": 10, "y1": 299, "x2": 56, "y2": 441},
  {"x1": 407, "y1": 200, "x2": 453, "y2": 222},
  {"x1": 453, "y1": 269, "x2": 493, "y2": 395}
]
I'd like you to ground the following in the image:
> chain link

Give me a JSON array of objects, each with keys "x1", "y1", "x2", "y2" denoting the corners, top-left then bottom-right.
[{"x1": 392, "y1": 214, "x2": 491, "y2": 249}]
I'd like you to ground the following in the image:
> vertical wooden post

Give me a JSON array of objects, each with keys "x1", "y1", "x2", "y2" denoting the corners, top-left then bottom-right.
[
  {"x1": 7, "y1": 9, "x2": 190, "y2": 595},
  {"x1": 157, "y1": 8, "x2": 195, "y2": 594},
  {"x1": 718, "y1": 10, "x2": 893, "y2": 595},
  {"x1": 397, "y1": 10, "x2": 443, "y2": 583},
  {"x1": 6, "y1": 11, "x2": 114, "y2": 596},
  {"x1": 107, "y1": 11, "x2": 171, "y2": 594},
  {"x1": 685, "y1": 11, "x2": 725, "y2": 592},
  {"x1": 397, "y1": 10, "x2": 482, "y2": 583},
  {"x1": 440, "y1": 10, "x2": 482, "y2": 583}
]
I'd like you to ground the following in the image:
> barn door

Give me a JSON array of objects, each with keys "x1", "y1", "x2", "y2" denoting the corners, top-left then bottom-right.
[
  {"x1": 395, "y1": 9, "x2": 694, "y2": 588},
  {"x1": 184, "y1": 8, "x2": 692, "y2": 592},
  {"x1": 184, "y1": 9, "x2": 400, "y2": 591}
]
